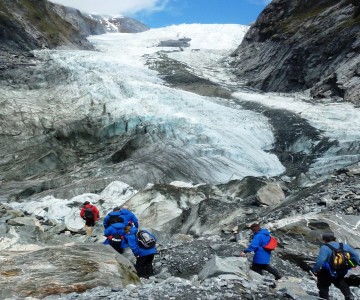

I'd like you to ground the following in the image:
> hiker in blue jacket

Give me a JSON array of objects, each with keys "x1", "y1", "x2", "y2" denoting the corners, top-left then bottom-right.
[
  {"x1": 312, "y1": 233, "x2": 359, "y2": 300},
  {"x1": 240, "y1": 223, "x2": 281, "y2": 280},
  {"x1": 104, "y1": 222, "x2": 127, "y2": 254},
  {"x1": 103, "y1": 206, "x2": 139, "y2": 229},
  {"x1": 124, "y1": 225, "x2": 157, "y2": 278}
]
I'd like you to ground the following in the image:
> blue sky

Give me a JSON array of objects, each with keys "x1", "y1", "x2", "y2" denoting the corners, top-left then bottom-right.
[
  {"x1": 133, "y1": 0, "x2": 270, "y2": 28},
  {"x1": 51, "y1": 0, "x2": 270, "y2": 28}
]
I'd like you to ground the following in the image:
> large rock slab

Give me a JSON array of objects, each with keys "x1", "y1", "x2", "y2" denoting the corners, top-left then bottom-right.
[
  {"x1": 198, "y1": 256, "x2": 249, "y2": 280},
  {"x1": 0, "y1": 244, "x2": 140, "y2": 299},
  {"x1": 256, "y1": 182, "x2": 285, "y2": 206}
]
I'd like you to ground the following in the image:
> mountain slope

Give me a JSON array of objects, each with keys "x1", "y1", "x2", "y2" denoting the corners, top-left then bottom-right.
[
  {"x1": 0, "y1": 0, "x2": 149, "y2": 81},
  {"x1": 231, "y1": 0, "x2": 360, "y2": 103},
  {"x1": 0, "y1": 0, "x2": 92, "y2": 51},
  {"x1": 0, "y1": 0, "x2": 149, "y2": 54},
  {"x1": 88, "y1": 15, "x2": 149, "y2": 33}
]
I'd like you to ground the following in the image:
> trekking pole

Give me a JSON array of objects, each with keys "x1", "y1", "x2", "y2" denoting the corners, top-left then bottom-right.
[{"x1": 308, "y1": 270, "x2": 317, "y2": 281}]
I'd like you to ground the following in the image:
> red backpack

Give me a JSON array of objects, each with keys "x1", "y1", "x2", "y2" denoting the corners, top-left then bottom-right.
[{"x1": 263, "y1": 236, "x2": 278, "y2": 251}]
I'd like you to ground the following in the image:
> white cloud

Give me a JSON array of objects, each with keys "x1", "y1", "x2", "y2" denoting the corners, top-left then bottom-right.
[{"x1": 49, "y1": 0, "x2": 169, "y2": 16}]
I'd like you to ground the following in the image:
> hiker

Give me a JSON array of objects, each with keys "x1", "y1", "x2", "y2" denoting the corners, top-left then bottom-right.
[
  {"x1": 80, "y1": 201, "x2": 100, "y2": 236},
  {"x1": 312, "y1": 233, "x2": 359, "y2": 300},
  {"x1": 103, "y1": 206, "x2": 139, "y2": 229},
  {"x1": 104, "y1": 221, "x2": 127, "y2": 254},
  {"x1": 124, "y1": 225, "x2": 157, "y2": 278},
  {"x1": 240, "y1": 223, "x2": 281, "y2": 280}
]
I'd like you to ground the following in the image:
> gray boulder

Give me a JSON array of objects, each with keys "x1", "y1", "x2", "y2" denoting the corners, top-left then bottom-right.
[
  {"x1": 198, "y1": 256, "x2": 249, "y2": 280},
  {"x1": 256, "y1": 182, "x2": 285, "y2": 206},
  {"x1": 0, "y1": 244, "x2": 140, "y2": 299}
]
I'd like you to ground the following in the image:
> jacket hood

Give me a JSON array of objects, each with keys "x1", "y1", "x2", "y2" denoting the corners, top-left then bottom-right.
[
  {"x1": 83, "y1": 204, "x2": 93, "y2": 209},
  {"x1": 111, "y1": 223, "x2": 125, "y2": 230},
  {"x1": 109, "y1": 211, "x2": 122, "y2": 216},
  {"x1": 258, "y1": 228, "x2": 270, "y2": 236},
  {"x1": 120, "y1": 209, "x2": 132, "y2": 215}
]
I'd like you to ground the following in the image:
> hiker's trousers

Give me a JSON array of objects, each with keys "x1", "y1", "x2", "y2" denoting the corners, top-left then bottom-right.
[
  {"x1": 317, "y1": 268, "x2": 353, "y2": 300},
  {"x1": 251, "y1": 263, "x2": 281, "y2": 280},
  {"x1": 136, "y1": 254, "x2": 155, "y2": 278}
]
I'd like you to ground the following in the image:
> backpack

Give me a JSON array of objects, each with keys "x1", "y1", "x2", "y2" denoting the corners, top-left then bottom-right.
[
  {"x1": 326, "y1": 243, "x2": 352, "y2": 271},
  {"x1": 263, "y1": 236, "x2": 278, "y2": 251},
  {"x1": 107, "y1": 215, "x2": 124, "y2": 226},
  {"x1": 84, "y1": 207, "x2": 94, "y2": 220},
  {"x1": 110, "y1": 233, "x2": 123, "y2": 246},
  {"x1": 137, "y1": 230, "x2": 156, "y2": 249}
]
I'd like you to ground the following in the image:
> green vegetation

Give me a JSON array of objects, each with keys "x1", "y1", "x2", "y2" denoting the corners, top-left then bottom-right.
[
  {"x1": 277, "y1": 3, "x2": 337, "y2": 35},
  {"x1": 0, "y1": 3, "x2": 22, "y2": 44},
  {"x1": 19, "y1": 0, "x2": 78, "y2": 45},
  {"x1": 0, "y1": 12, "x2": 10, "y2": 24},
  {"x1": 0, "y1": 0, "x2": 10, "y2": 19},
  {"x1": 0, "y1": 0, "x2": 80, "y2": 47},
  {"x1": 0, "y1": 0, "x2": 6, "y2": 11},
  {"x1": 338, "y1": 11, "x2": 360, "y2": 30}
]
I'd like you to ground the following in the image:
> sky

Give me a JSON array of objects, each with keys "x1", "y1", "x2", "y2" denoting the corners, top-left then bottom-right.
[{"x1": 49, "y1": 0, "x2": 270, "y2": 28}]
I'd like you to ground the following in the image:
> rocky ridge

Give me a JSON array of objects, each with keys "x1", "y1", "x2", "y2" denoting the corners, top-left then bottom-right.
[
  {"x1": 1, "y1": 165, "x2": 360, "y2": 299},
  {"x1": 231, "y1": 0, "x2": 360, "y2": 104},
  {"x1": 0, "y1": 0, "x2": 148, "y2": 70}
]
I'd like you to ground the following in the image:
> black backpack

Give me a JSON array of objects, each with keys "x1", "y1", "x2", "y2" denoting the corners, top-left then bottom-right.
[
  {"x1": 326, "y1": 243, "x2": 352, "y2": 271},
  {"x1": 107, "y1": 215, "x2": 124, "y2": 226},
  {"x1": 137, "y1": 230, "x2": 156, "y2": 249},
  {"x1": 110, "y1": 232, "x2": 123, "y2": 246},
  {"x1": 84, "y1": 208, "x2": 94, "y2": 220}
]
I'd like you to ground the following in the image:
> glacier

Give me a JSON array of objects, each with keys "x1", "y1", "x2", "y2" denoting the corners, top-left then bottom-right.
[{"x1": 1, "y1": 23, "x2": 360, "y2": 197}]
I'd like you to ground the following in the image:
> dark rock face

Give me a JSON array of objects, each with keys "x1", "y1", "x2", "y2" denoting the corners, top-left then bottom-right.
[
  {"x1": 0, "y1": 0, "x2": 93, "y2": 52},
  {"x1": 0, "y1": 0, "x2": 92, "y2": 72},
  {"x1": 0, "y1": 0, "x2": 149, "y2": 72},
  {"x1": 231, "y1": 0, "x2": 360, "y2": 103}
]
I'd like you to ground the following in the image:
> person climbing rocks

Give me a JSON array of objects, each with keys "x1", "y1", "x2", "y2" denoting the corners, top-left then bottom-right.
[
  {"x1": 240, "y1": 223, "x2": 281, "y2": 280},
  {"x1": 80, "y1": 201, "x2": 100, "y2": 236},
  {"x1": 124, "y1": 225, "x2": 157, "y2": 278},
  {"x1": 312, "y1": 232, "x2": 359, "y2": 300},
  {"x1": 103, "y1": 205, "x2": 139, "y2": 229},
  {"x1": 104, "y1": 221, "x2": 127, "y2": 254}
]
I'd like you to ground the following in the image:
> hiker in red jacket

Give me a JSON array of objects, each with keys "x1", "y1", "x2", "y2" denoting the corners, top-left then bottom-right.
[{"x1": 80, "y1": 201, "x2": 100, "y2": 236}]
